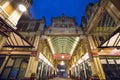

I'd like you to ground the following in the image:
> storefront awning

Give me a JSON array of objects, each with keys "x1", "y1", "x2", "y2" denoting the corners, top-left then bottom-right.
[
  {"x1": 0, "y1": 18, "x2": 33, "y2": 48},
  {"x1": 99, "y1": 27, "x2": 120, "y2": 48}
]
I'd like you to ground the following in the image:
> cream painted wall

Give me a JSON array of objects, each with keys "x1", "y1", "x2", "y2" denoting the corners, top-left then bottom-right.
[{"x1": 25, "y1": 56, "x2": 38, "y2": 77}]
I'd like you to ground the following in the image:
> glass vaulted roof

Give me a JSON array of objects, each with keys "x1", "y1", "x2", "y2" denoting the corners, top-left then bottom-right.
[{"x1": 47, "y1": 36, "x2": 79, "y2": 55}]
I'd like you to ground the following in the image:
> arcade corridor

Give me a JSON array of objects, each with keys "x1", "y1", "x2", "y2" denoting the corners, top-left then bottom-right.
[
  {"x1": 49, "y1": 77, "x2": 73, "y2": 80},
  {"x1": 0, "y1": 0, "x2": 120, "y2": 80}
]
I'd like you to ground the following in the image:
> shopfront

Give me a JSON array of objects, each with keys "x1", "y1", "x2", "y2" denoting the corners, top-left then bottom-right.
[
  {"x1": 78, "y1": 61, "x2": 92, "y2": 80},
  {"x1": 0, "y1": 55, "x2": 30, "y2": 80},
  {"x1": 70, "y1": 53, "x2": 92, "y2": 80},
  {"x1": 37, "y1": 52, "x2": 54, "y2": 80},
  {"x1": 100, "y1": 55, "x2": 120, "y2": 80}
]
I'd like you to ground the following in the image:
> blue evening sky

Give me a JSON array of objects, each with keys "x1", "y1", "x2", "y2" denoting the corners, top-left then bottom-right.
[{"x1": 30, "y1": 0, "x2": 98, "y2": 26}]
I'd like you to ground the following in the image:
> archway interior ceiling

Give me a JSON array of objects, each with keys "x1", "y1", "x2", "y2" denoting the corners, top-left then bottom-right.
[{"x1": 47, "y1": 36, "x2": 79, "y2": 60}]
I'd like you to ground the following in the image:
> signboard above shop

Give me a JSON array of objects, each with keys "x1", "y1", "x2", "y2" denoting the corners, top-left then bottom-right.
[{"x1": 99, "y1": 48, "x2": 120, "y2": 56}]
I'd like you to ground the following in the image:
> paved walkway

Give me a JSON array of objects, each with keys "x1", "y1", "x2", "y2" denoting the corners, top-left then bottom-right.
[{"x1": 49, "y1": 77, "x2": 73, "y2": 80}]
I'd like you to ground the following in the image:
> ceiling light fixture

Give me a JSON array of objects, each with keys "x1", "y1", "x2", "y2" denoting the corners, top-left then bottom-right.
[
  {"x1": 18, "y1": 4, "x2": 27, "y2": 12},
  {"x1": 61, "y1": 55, "x2": 64, "y2": 59}
]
